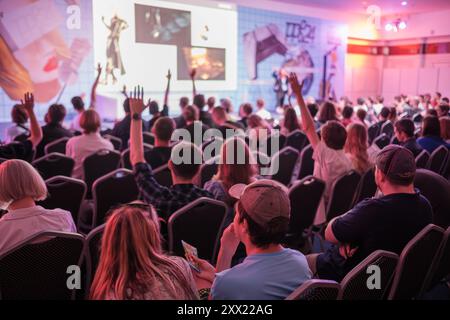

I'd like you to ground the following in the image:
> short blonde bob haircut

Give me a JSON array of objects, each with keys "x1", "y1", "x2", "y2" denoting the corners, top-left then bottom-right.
[{"x1": 0, "y1": 159, "x2": 47, "y2": 203}]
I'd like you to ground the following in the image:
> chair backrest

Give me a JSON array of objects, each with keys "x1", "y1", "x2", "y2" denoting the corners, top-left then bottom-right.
[
  {"x1": 288, "y1": 176, "x2": 325, "y2": 235},
  {"x1": 388, "y1": 224, "x2": 445, "y2": 300},
  {"x1": 326, "y1": 170, "x2": 361, "y2": 222},
  {"x1": 297, "y1": 145, "x2": 314, "y2": 180},
  {"x1": 252, "y1": 151, "x2": 271, "y2": 169},
  {"x1": 103, "y1": 134, "x2": 123, "y2": 151},
  {"x1": 338, "y1": 250, "x2": 399, "y2": 300},
  {"x1": 0, "y1": 231, "x2": 85, "y2": 300},
  {"x1": 44, "y1": 137, "x2": 70, "y2": 155},
  {"x1": 381, "y1": 120, "x2": 394, "y2": 138},
  {"x1": 120, "y1": 144, "x2": 153, "y2": 169},
  {"x1": 202, "y1": 137, "x2": 223, "y2": 162},
  {"x1": 270, "y1": 147, "x2": 300, "y2": 186},
  {"x1": 154, "y1": 164, "x2": 173, "y2": 187},
  {"x1": 168, "y1": 198, "x2": 227, "y2": 263},
  {"x1": 37, "y1": 176, "x2": 87, "y2": 228},
  {"x1": 414, "y1": 169, "x2": 450, "y2": 229},
  {"x1": 285, "y1": 279, "x2": 340, "y2": 300},
  {"x1": 353, "y1": 167, "x2": 377, "y2": 206},
  {"x1": 92, "y1": 169, "x2": 139, "y2": 229},
  {"x1": 32, "y1": 152, "x2": 75, "y2": 180},
  {"x1": 84, "y1": 224, "x2": 105, "y2": 294},
  {"x1": 373, "y1": 133, "x2": 390, "y2": 150},
  {"x1": 83, "y1": 149, "x2": 121, "y2": 192},
  {"x1": 415, "y1": 150, "x2": 430, "y2": 169},
  {"x1": 427, "y1": 145, "x2": 449, "y2": 175},
  {"x1": 143, "y1": 132, "x2": 155, "y2": 146},
  {"x1": 285, "y1": 130, "x2": 308, "y2": 153},
  {"x1": 199, "y1": 157, "x2": 219, "y2": 187},
  {"x1": 368, "y1": 124, "x2": 380, "y2": 145}
]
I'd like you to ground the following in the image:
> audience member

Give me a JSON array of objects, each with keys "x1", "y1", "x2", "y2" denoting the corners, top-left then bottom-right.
[
  {"x1": 207, "y1": 96, "x2": 216, "y2": 113},
  {"x1": 394, "y1": 118, "x2": 423, "y2": 157},
  {"x1": 280, "y1": 107, "x2": 301, "y2": 136},
  {"x1": 90, "y1": 202, "x2": 198, "y2": 300},
  {"x1": 193, "y1": 94, "x2": 214, "y2": 128},
  {"x1": 180, "y1": 105, "x2": 209, "y2": 145},
  {"x1": 237, "y1": 103, "x2": 253, "y2": 129},
  {"x1": 147, "y1": 117, "x2": 174, "y2": 169},
  {"x1": 307, "y1": 145, "x2": 432, "y2": 282},
  {"x1": 211, "y1": 106, "x2": 244, "y2": 138},
  {"x1": 341, "y1": 106, "x2": 354, "y2": 128},
  {"x1": 66, "y1": 109, "x2": 114, "y2": 179},
  {"x1": 5, "y1": 104, "x2": 29, "y2": 143},
  {"x1": 111, "y1": 99, "x2": 147, "y2": 150},
  {"x1": 317, "y1": 101, "x2": 339, "y2": 125},
  {"x1": 344, "y1": 123, "x2": 372, "y2": 174},
  {"x1": 255, "y1": 98, "x2": 272, "y2": 121},
  {"x1": 417, "y1": 116, "x2": 450, "y2": 153},
  {"x1": 440, "y1": 116, "x2": 450, "y2": 143},
  {"x1": 174, "y1": 97, "x2": 190, "y2": 129}
]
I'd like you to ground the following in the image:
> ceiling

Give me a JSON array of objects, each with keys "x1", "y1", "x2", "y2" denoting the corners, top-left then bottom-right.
[{"x1": 270, "y1": 0, "x2": 450, "y2": 16}]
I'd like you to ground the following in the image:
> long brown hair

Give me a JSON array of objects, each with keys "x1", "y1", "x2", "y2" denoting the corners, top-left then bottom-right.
[
  {"x1": 90, "y1": 205, "x2": 197, "y2": 300},
  {"x1": 344, "y1": 123, "x2": 371, "y2": 174},
  {"x1": 282, "y1": 107, "x2": 301, "y2": 133},
  {"x1": 318, "y1": 101, "x2": 338, "y2": 123},
  {"x1": 214, "y1": 137, "x2": 257, "y2": 190}
]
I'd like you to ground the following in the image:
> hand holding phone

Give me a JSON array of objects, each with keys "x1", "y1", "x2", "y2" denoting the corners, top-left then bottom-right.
[{"x1": 182, "y1": 240, "x2": 200, "y2": 273}]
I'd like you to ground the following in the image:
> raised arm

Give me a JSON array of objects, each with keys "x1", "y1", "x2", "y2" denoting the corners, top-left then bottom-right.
[
  {"x1": 164, "y1": 69, "x2": 171, "y2": 107},
  {"x1": 129, "y1": 86, "x2": 147, "y2": 166},
  {"x1": 101, "y1": 16, "x2": 111, "y2": 30},
  {"x1": 289, "y1": 72, "x2": 320, "y2": 148},
  {"x1": 89, "y1": 63, "x2": 102, "y2": 109},
  {"x1": 190, "y1": 68, "x2": 197, "y2": 98},
  {"x1": 121, "y1": 85, "x2": 129, "y2": 99},
  {"x1": 21, "y1": 92, "x2": 42, "y2": 148}
]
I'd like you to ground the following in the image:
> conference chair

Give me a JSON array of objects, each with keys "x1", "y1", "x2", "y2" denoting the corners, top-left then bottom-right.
[
  {"x1": 297, "y1": 145, "x2": 314, "y2": 179},
  {"x1": 0, "y1": 231, "x2": 85, "y2": 300},
  {"x1": 84, "y1": 224, "x2": 105, "y2": 295},
  {"x1": 326, "y1": 170, "x2": 361, "y2": 222},
  {"x1": 168, "y1": 198, "x2": 227, "y2": 264},
  {"x1": 120, "y1": 144, "x2": 153, "y2": 169},
  {"x1": 143, "y1": 132, "x2": 155, "y2": 146},
  {"x1": 44, "y1": 137, "x2": 70, "y2": 155},
  {"x1": 388, "y1": 224, "x2": 445, "y2": 300},
  {"x1": 285, "y1": 129, "x2": 308, "y2": 153},
  {"x1": 352, "y1": 167, "x2": 377, "y2": 206},
  {"x1": 103, "y1": 134, "x2": 123, "y2": 151},
  {"x1": 373, "y1": 133, "x2": 390, "y2": 150},
  {"x1": 154, "y1": 164, "x2": 173, "y2": 187},
  {"x1": 92, "y1": 169, "x2": 139, "y2": 229},
  {"x1": 338, "y1": 250, "x2": 399, "y2": 300},
  {"x1": 381, "y1": 120, "x2": 394, "y2": 138},
  {"x1": 427, "y1": 145, "x2": 449, "y2": 176},
  {"x1": 415, "y1": 150, "x2": 430, "y2": 169},
  {"x1": 286, "y1": 280, "x2": 340, "y2": 300},
  {"x1": 32, "y1": 152, "x2": 75, "y2": 180},
  {"x1": 83, "y1": 149, "x2": 121, "y2": 196},
  {"x1": 368, "y1": 123, "x2": 380, "y2": 145},
  {"x1": 198, "y1": 156, "x2": 219, "y2": 188},
  {"x1": 37, "y1": 176, "x2": 87, "y2": 229},
  {"x1": 270, "y1": 147, "x2": 300, "y2": 186}
]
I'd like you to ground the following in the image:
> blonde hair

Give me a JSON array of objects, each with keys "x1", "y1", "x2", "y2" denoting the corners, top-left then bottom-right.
[
  {"x1": 0, "y1": 160, "x2": 47, "y2": 203},
  {"x1": 345, "y1": 123, "x2": 371, "y2": 174},
  {"x1": 80, "y1": 109, "x2": 101, "y2": 134}
]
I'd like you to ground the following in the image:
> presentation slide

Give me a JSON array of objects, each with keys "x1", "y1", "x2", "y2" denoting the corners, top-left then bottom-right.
[{"x1": 92, "y1": 0, "x2": 238, "y2": 93}]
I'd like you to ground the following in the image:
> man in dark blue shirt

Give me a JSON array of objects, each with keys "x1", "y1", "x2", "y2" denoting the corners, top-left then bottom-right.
[
  {"x1": 308, "y1": 145, "x2": 432, "y2": 282},
  {"x1": 394, "y1": 118, "x2": 423, "y2": 157}
]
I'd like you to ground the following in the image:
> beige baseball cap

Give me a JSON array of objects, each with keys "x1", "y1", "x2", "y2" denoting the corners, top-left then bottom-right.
[{"x1": 229, "y1": 179, "x2": 291, "y2": 227}]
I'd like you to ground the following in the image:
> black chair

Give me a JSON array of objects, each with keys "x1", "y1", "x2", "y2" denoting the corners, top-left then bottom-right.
[
  {"x1": 381, "y1": 120, "x2": 394, "y2": 138},
  {"x1": 338, "y1": 250, "x2": 399, "y2": 300},
  {"x1": 297, "y1": 145, "x2": 314, "y2": 179},
  {"x1": 83, "y1": 149, "x2": 121, "y2": 195},
  {"x1": 198, "y1": 157, "x2": 219, "y2": 187},
  {"x1": 373, "y1": 133, "x2": 390, "y2": 150},
  {"x1": 103, "y1": 134, "x2": 123, "y2": 151},
  {"x1": 120, "y1": 144, "x2": 153, "y2": 170},
  {"x1": 84, "y1": 224, "x2": 105, "y2": 295},
  {"x1": 285, "y1": 129, "x2": 308, "y2": 153},
  {"x1": 32, "y1": 152, "x2": 75, "y2": 180},
  {"x1": 427, "y1": 145, "x2": 449, "y2": 176},
  {"x1": 286, "y1": 176, "x2": 325, "y2": 248},
  {"x1": 413, "y1": 113, "x2": 423, "y2": 124},
  {"x1": 252, "y1": 151, "x2": 271, "y2": 169},
  {"x1": 154, "y1": 164, "x2": 173, "y2": 188},
  {"x1": 143, "y1": 132, "x2": 155, "y2": 145},
  {"x1": 37, "y1": 176, "x2": 87, "y2": 228},
  {"x1": 326, "y1": 170, "x2": 361, "y2": 222},
  {"x1": 202, "y1": 137, "x2": 223, "y2": 162},
  {"x1": 285, "y1": 280, "x2": 340, "y2": 300},
  {"x1": 270, "y1": 147, "x2": 300, "y2": 186},
  {"x1": 414, "y1": 169, "x2": 450, "y2": 229},
  {"x1": 44, "y1": 137, "x2": 70, "y2": 155},
  {"x1": 353, "y1": 168, "x2": 377, "y2": 206},
  {"x1": 168, "y1": 198, "x2": 227, "y2": 263},
  {"x1": 421, "y1": 227, "x2": 450, "y2": 296},
  {"x1": 0, "y1": 231, "x2": 85, "y2": 300},
  {"x1": 388, "y1": 224, "x2": 445, "y2": 300},
  {"x1": 415, "y1": 150, "x2": 430, "y2": 169},
  {"x1": 368, "y1": 123, "x2": 380, "y2": 145},
  {"x1": 92, "y1": 169, "x2": 139, "y2": 229},
  {"x1": 259, "y1": 132, "x2": 284, "y2": 157}
]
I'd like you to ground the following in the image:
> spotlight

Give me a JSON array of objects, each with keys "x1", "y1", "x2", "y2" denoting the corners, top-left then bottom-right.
[
  {"x1": 385, "y1": 23, "x2": 393, "y2": 31},
  {"x1": 401, "y1": 1, "x2": 408, "y2": 6},
  {"x1": 398, "y1": 21, "x2": 407, "y2": 29}
]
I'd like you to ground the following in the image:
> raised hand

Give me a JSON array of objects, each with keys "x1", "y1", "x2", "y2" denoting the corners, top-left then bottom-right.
[
  {"x1": 129, "y1": 85, "x2": 148, "y2": 115},
  {"x1": 288, "y1": 72, "x2": 304, "y2": 98},
  {"x1": 21, "y1": 92, "x2": 34, "y2": 114},
  {"x1": 189, "y1": 68, "x2": 196, "y2": 79},
  {"x1": 96, "y1": 63, "x2": 102, "y2": 76},
  {"x1": 166, "y1": 69, "x2": 172, "y2": 81}
]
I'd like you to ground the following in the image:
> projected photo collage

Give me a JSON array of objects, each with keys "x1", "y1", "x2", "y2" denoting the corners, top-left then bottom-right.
[{"x1": 134, "y1": 4, "x2": 226, "y2": 81}]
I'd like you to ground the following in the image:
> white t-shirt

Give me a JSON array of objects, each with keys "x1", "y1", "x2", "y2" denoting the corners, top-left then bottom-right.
[
  {"x1": 70, "y1": 113, "x2": 83, "y2": 132},
  {"x1": 0, "y1": 206, "x2": 76, "y2": 256},
  {"x1": 313, "y1": 141, "x2": 353, "y2": 225},
  {"x1": 256, "y1": 108, "x2": 272, "y2": 121},
  {"x1": 4, "y1": 124, "x2": 28, "y2": 143},
  {"x1": 66, "y1": 132, "x2": 114, "y2": 179}
]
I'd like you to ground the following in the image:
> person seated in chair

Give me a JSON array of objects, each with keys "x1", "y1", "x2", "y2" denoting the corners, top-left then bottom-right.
[
  {"x1": 417, "y1": 116, "x2": 450, "y2": 153},
  {"x1": 129, "y1": 87, "x2": 213, "y2": 220},
  {"x1": 146, "y1": 117, "x2": 174, "y2": 169},
  {"x1": 307, "y1": 145, "x2": 432, "y2": 282},
  {"x1": 394, "y1": 118, "x2": 423, "y2": 157}
]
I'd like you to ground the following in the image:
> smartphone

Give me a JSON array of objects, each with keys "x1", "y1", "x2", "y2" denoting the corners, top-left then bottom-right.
[{"x1": 182, "y1": 240, "x2": 200, "y2": 273}]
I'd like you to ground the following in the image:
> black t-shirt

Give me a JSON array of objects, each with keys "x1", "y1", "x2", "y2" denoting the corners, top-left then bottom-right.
[
  {"x1": 0, "y1": 140, "x2": 33, "y2": 161},
  {"x1": 36, "y1": 123, "x2": 74, "y2": 158},
  {"x1": 326, "y1": 191, "x2": 432, "y2": 278},
  {"x1": 145, "y1": 146, "x2": 172, "y2": 170}
]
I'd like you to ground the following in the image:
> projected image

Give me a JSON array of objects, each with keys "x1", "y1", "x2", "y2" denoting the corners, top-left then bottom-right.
[
  {"x1": 135, "y1": 4, "x2": 191, "y2": 46},
  {"x1": 178, "y1": 47, "x2": 226, "y2": 80}
]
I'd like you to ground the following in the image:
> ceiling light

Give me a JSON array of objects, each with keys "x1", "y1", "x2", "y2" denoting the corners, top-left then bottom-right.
[
  {"x1": 401, "y1": 1, "x2": 408, "y2": 6},
  {"x1": 385, "y1": 23, "x2": 393, "y2": 31},
  {"x1": 398, "y1": 21, "x2": 407, "y2": 29}
]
